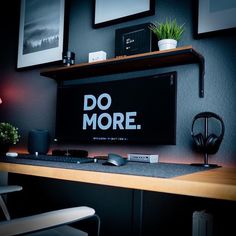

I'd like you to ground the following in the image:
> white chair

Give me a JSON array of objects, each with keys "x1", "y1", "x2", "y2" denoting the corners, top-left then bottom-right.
[{"x1": 0, "y1": 185, "x2": 100, "y2": 236}]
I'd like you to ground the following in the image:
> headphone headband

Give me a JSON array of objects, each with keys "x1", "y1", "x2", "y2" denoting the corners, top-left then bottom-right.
[{"x1": 191, "y1": 112, "x2": 225, "y2": 139}]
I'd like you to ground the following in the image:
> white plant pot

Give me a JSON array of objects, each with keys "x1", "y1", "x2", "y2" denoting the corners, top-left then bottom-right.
[{"x1": 158, "y1": 39, "x2": 177, "y2": 51}]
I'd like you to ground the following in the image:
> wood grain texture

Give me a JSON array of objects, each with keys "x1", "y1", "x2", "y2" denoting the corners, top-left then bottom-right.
[
  {"x1": 0, "y1": 162, "x2": 235, "y2": 201},
  {"x1": 40, "y1": 46, "x2": 203, "y2": 81}
]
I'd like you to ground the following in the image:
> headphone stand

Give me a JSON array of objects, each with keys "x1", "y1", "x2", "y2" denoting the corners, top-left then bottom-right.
[
  {"x1": 191, "y1": 153, "x2": 219, "y2": 167},
  {"x1": 191, "y1": 116, "x2": 219, "y2": 168}
]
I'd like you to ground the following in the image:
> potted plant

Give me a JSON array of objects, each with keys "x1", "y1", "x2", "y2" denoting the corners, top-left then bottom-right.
[
  {"x1": 149, "y1": 18, "x2": 185, "y2": 51},
  {"x1": 0, "y1": 122, "x2": 20, "y2": 154}
]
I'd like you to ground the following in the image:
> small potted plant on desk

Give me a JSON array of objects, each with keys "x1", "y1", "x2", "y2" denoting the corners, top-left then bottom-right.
[
  {"x1": 149, "y1": 18, "x2": 185, "y2": 51},
  {"x1": 0, "y1": 122, "x2": 20, "y2": 155}
]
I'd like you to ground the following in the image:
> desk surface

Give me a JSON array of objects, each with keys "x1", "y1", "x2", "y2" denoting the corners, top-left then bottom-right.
[{"x1": 0, "y1": 161, "x2": 236, "y2": 202}]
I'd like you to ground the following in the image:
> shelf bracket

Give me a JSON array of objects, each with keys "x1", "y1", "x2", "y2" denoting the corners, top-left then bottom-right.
[{"x1": 194, "y1": 52, "x2": 205, "y2": 98}]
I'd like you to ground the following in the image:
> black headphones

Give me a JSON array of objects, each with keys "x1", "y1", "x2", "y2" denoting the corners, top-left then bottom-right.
[{"x1": 191, "y1": 112, "x2": 225, "y2": 154}]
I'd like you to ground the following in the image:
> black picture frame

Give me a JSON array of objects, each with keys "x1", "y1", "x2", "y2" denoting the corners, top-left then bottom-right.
[
  {"x1": 197, "y1": 0, "x2": 236, "y2": 35},
  {"x1": 93, "y1": 0, "x2": 155, "y2": 28},
  {"x1": 17, "y1": 0, "x2": 67, "y2": 69}
]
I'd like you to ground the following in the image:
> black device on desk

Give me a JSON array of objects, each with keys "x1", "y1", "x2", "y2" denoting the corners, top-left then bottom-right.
[
  {"x1": 51, "y1": 149, "x2": 88, "y2": 157},
  {"x1": 16, "y1": 154, "x2": 95, "y2": 164}
]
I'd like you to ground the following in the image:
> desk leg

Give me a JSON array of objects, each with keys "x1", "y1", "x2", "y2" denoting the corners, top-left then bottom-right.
[{"x1": 132, "y1": 190, "x2": 143, "y2": 236}]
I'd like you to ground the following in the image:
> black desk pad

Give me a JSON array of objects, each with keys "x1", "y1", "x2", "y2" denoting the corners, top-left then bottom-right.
[{"x1": 0, "y1": 154, "x2": 217, "y2": 178}]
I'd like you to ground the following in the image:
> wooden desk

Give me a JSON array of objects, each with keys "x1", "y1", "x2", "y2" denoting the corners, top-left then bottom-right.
[{"x1": 0, "y1": 162, "x2": 236, "y2": 201}]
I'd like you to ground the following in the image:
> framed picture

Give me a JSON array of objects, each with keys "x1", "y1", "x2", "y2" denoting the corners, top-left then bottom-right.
[
  {"x1": 198, "y1": 0, "x2": 236, "y2": 35},
  {"x1": 17, "y1": 0, "x2": 66, "y2": 69},
  {"x1": 93, "y1": 0, "x2": 155, "y2": 28}
]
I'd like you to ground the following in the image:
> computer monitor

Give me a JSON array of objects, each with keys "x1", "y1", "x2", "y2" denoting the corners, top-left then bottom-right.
[{"x1": 55, "y1": 71, "x2": 177, "y2": 145}]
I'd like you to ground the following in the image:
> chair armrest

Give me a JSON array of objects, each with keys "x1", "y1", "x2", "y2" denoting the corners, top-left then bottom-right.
[
  {"x1": 0, "y1": 206, "x2": 95, "y2": 236},
  {"x1": 0, "y1": 186, "x2": 22, "y2": 195},
  {"x1": 0, "y1": 186, "x2": 23, "y2": 221}
]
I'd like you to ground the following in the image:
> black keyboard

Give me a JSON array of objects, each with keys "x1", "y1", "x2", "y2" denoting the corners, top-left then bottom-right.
[{"x1": 17, "y1": 154, "x2": 95, "y2": 164}]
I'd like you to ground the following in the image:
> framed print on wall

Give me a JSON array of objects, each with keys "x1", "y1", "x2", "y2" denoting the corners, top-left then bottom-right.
[
  {"x1": 17, "y1": 0, "x2": 66, "y2": 69},
  {"x1": 93, "y1": 0, "x2": 155, "y2": 28},
  {"x1": 198, "y1": 0, "x2": 236, "y2": 35}
]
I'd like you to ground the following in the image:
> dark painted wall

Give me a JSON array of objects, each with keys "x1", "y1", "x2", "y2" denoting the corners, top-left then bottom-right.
[
  {"x1": 1, "y1": 1, "x2": 236, "y2": 235},
  {"x1": 0, "y1": 0, "x2": 236, "y2": 166}
]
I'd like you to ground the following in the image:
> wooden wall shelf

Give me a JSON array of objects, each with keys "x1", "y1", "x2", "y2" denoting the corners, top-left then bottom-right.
[{"x1": 40, "y1": 46, "x2": 205, "y2": 97}]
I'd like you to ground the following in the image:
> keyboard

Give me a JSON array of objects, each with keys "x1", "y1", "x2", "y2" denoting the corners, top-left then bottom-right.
[{"x1": 17, "y1": 154, "x2": 95, "y2": 164}]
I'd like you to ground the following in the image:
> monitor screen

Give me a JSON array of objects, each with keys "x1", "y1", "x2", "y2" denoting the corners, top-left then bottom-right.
[{"x1": 55, "y1": 71, "x2": 177, "y2": 145}]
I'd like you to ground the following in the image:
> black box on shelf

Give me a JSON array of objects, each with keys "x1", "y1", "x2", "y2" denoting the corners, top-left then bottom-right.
[{"x1": 115, "y1": 23, "x2": 157, "y2": 57}]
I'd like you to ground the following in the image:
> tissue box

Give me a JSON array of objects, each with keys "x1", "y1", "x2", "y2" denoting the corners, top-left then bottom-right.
[{"x1": 88, "y1": 51, "x2": 107, "y2": 63}]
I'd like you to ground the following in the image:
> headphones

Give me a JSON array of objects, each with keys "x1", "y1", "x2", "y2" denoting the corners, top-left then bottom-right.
[{"x1": 191, "y1": 112, "x2": 225, "y2": 154}]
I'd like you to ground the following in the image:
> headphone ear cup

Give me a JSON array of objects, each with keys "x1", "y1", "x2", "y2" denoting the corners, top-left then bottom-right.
[
  {"x1": 193, "y1": 133, "x2": 205, "y2": 152},
  {"x1": 205, "y1": 134, "x2": 220, "y2": 154}
]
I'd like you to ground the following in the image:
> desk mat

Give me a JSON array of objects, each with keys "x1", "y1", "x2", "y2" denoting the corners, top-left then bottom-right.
[{"x1": 0, "y1": 155, "x2": 217, "y2": 178}]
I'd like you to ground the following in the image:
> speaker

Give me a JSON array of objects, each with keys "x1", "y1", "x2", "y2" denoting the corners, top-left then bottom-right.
[
  {"x1": 191, "y1": 112, "x2": 225, "y2": 155},
  {"x1": 28, "y1": 129, "x2": 50, "y2": 155}
]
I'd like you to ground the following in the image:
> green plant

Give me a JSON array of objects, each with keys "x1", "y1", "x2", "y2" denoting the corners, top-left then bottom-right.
[
  {"x1": 0, "y1": 122, "x2": 20, "y2": 145},
  {"x1": 149, "y1": 18, "x2": 185, "y2": 41}
]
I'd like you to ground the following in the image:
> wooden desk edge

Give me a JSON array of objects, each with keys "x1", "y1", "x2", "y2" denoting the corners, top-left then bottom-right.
[{"x1": 0, "y1": 162, "x2": 236, "y2": 202}]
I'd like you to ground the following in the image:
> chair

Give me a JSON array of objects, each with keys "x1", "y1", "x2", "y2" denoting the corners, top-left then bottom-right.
[{"x1": 0, "y1": 185, "x2": 100, "y2": 236}]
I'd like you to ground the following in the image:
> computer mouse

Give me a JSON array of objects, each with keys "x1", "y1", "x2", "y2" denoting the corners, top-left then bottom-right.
[{"x1": 103, "y1": 153, "x2": 127, "y2": 166}]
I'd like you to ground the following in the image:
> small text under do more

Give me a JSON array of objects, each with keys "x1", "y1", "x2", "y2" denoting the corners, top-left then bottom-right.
[{"x1": 82, "y1": 93, "x2": 141, "y2": 130}]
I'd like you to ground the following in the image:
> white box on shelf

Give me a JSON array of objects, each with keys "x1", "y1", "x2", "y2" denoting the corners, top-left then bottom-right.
[{"x1": 88, "y1": 51, "x2": 107, "y2": 63}]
